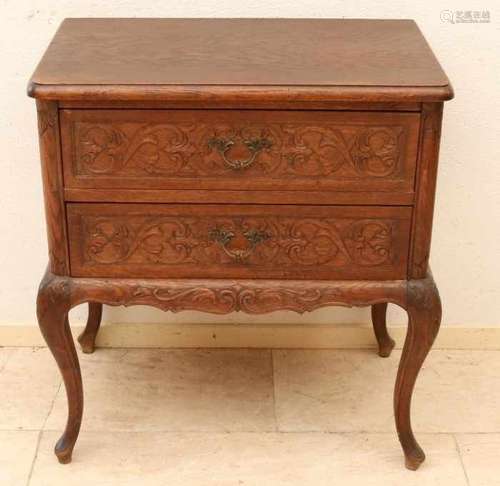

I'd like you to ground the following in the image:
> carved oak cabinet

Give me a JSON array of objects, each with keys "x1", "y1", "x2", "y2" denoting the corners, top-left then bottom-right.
[{"x1": 28, "y1": 18, "x2": 453, "y2": 469}]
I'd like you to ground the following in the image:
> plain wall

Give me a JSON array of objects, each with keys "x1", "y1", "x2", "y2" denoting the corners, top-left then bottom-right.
[{"x1": 1, "y1": 0, "x2": 499, "y2": 330}]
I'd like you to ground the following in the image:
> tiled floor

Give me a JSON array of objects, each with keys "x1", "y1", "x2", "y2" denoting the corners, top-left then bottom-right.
[{"x1": 1, "y1": 346, "x2": 499, "y2": 485}]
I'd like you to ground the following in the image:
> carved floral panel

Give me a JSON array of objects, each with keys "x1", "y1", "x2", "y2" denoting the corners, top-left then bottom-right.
[
  {"x1": 68, "y1": 206, "x2": 411, "y2": 279},
  {"x1": 61, "y1": 111, "x2": 419, "y2": 189}
]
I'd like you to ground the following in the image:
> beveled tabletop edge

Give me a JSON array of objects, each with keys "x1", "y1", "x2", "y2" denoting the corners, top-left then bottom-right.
[{"x1": 27, "y1": 82, "x2": 454, "y2": 102}]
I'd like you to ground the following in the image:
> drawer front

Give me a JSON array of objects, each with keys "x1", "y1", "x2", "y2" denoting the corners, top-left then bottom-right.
[
  {"x1": 67, "y1": 204, "x2": 411, "y2": 280},
  {"x1": 61, "y1": 110, "x2": 420, "y2": 193}
]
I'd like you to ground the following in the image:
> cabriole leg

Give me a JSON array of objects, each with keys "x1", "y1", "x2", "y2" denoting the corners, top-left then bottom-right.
[
  {"x1": 78, "y1": 303, "x2": 103, "y2": 354},
  {"x1": 37, "y1": 270, "x2": 82, "y2": 464},
  {"x1": 371, "y1": 303, "x2": 395, "y2": 357},
  {"x1": 394, "y1": 274, "x2": 441, "y2": 470}
]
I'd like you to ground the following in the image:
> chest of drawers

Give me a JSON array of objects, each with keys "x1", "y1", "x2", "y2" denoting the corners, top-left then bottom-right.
[{"x1": 29, "y1": 18, "x2": 453, "y2": 469}]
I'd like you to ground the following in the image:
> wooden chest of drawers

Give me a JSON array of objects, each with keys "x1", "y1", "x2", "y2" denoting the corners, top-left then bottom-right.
[{"x1": 29, "y1": 18, "x2": 453, "y2": 470}]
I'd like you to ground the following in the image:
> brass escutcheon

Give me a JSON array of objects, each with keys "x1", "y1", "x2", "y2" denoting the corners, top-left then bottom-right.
[
  {"x1": 209, "y1": 227, "x2": 270, "y2": 261},
  {"x1": 208, "y1": 136, "x2": 272, "y2": 170}
]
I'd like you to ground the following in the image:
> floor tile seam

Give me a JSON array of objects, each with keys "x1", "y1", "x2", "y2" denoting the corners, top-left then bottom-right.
[
  {"x1": 453, "y1": 434, "x2": 471, "y2": 486},
  {"x1": 0, "y1": 348, "x2": 15, "y2": 373},
  {"x1": 26, "y1": 429, "x2": 43, "y2": 486},
  {"x1": 40, "y1": 381, "x2": 62, "y2": 431}
]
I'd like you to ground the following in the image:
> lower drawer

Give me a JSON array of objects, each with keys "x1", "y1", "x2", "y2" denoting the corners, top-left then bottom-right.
[{"x1": 67, "y1": 204, "x2": 412, "y2": 280}]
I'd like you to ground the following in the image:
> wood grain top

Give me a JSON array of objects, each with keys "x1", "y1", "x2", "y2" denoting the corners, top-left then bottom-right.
[{"x1": 28, "y1": 18, "x2": 453, "y2": 101}]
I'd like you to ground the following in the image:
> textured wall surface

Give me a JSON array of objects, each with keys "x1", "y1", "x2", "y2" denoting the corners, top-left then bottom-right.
[{"x1": 1, "y1": 0, "x2": 499, "y2": 328}]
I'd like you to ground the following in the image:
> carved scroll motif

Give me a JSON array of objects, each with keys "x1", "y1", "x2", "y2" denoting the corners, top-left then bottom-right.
[
  {"x1": 83, "y1": 215, "x2": 394, "y2": 268},
  {"x1": 74, "y1": 121, "x2": 403, "y2": 178}
]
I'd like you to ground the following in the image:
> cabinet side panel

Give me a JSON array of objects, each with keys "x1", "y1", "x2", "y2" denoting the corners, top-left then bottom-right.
[
  {"x1": 36, "y1": 100, "x2": 69, "y2": 275},
  {"x1": 409, "y1": 102, "x2": 443, "y2": 278}
]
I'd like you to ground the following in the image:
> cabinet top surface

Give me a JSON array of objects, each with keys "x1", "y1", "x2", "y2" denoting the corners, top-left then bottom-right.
[{"x1": 29, "y1": 18, "x2": 452, "y2": 101}]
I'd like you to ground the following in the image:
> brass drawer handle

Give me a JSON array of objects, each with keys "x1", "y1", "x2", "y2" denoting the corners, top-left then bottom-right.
[
  {"x1": 209, "y1": 227, "x2": 270, "y2": 261},
  {"x1": 208, "y1": 137, "x2": 272, "y2": 170}
]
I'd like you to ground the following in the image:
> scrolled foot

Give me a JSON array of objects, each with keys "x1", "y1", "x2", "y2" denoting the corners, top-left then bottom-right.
[
  {"x1": 404, "y1": 446, "x2": 426, "y2": 471},
  {"x1": 55, "y1": 436, "x2": 74, "y2": 464},
  {"x1": 77, "y1": 302, "x2": 103, "y2": 354},
  {"x1": 78, "y1": 338, "x2": 94, "y2": 355},
  {"x1": 371, "y1": 303, "x2": 395, "y2": 358},
  {"x1": 378, "y1": 340, "x2": 396, "y2": 358}
]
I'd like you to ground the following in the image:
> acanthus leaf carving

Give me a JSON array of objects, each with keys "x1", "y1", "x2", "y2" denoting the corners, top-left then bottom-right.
[{"x1": 62, "y1": 273, "x2": 409, "y2": 316}]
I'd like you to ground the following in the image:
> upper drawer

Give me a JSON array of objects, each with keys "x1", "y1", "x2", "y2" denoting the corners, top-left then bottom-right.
[{"x1": 60, "y1": 109, "x2": 420, "y2": 193}]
